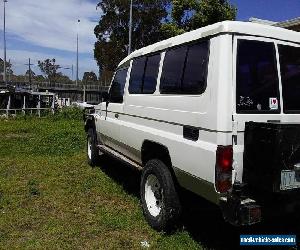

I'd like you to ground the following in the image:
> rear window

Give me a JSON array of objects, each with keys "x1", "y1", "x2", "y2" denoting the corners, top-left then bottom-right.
[
  {"x1": 236, "y1": 40, "x2": 280, "y2": 113},
  {"x1": 278, "y1": 45, "x2": 300, "y2": 113}
]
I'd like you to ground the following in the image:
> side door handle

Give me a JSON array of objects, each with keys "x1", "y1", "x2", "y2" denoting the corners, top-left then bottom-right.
[{"x1": 115, "y1": 113, "x2": 119, "y2": 119}]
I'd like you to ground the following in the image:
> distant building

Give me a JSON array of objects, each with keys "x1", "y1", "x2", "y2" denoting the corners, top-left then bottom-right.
[{"x1": 250, "y1": 17, "x2": 300, "y2": 32}]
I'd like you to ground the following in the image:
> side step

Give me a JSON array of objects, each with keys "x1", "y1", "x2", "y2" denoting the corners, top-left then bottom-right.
[{"x1": 97, "y1": 144, "x2": 143, "y2": 171}]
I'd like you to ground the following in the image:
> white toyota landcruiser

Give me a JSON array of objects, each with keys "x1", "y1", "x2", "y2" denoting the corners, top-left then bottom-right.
[{"x1": 85, "y1": 21, "x2": 300, "y2": 231}]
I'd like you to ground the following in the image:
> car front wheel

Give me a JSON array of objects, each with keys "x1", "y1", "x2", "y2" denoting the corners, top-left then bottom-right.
[{"x1": 87, "y1": 128, "x2": 100, "y2": 166}]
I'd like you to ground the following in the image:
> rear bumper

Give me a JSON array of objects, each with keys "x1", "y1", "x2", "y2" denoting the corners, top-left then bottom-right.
[
  {"x1": 220, "y1": 196, "x2": 262, "y2": 226},
  {"x1": 220, "y1": 182, "x2": 300, "y2": 226},
  {"x1": 219, "y1": 182, "x2": 261, "y2": 226}
]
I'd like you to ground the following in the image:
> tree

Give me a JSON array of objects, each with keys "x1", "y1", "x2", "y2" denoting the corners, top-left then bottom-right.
[
  {"x1": 94, "y1": 0, "x2": 170, "y2": 79},
  {"x1": 55, "y1": 73, "x2": 72, "y2": 84},
  {"x1": 83, "y1": 71, "x2": 98, "y2": 83},
  {"x1": 37, "y1": 58, "x2": 60, "y2": 83},
  {"x1": 35, "y1": 75, "x2": 46, "y2": 82},
  {"x1": 161, "y1": 0, "x2": 236, "y2": 37},
  {"x1": 94, "y1": 0, "x2": 236, "y2": 80},
  {"x1": 0, "y1": 58, "x2": 13, "y2": 80}
]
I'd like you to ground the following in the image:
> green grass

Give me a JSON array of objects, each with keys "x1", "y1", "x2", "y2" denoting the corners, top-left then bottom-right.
[{"x1": 0, "y1": 116, "x2": 202, "y2": 249}]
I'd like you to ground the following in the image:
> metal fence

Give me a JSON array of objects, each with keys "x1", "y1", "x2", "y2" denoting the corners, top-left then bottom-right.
[
  {"x1": 0, "y1": 108, "x2": 55, "y2": 118},
  {"x1": 0, "y1": 81, "x2": 109, "y2": 92},
  {"x1": 0, "y1": 81, "x2": 109, "y2": 104}
]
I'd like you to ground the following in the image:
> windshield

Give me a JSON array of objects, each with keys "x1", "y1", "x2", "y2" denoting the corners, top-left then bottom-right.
[{"x1": 278, "y1": 45, "x2": 300, "y2": 113}]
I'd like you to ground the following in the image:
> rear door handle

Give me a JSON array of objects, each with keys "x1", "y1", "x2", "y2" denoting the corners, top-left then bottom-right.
[{"x1": 115, "y1": 113, "x2": 119, "y2": 119}]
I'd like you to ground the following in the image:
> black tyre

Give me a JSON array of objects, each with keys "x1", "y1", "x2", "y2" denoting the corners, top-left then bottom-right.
[
  {"x1": 140, "y1": 159, "x2": 182, "y2": 231},
  {"x1": 87, "y1": 127, "x2": 100, "y2": 166}
]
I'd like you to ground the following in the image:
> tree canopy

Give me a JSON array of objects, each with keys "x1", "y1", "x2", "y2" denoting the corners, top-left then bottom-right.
[
  {"x1": 35, "y1": 75, "x2": 46, "y2": 82},
  {"x1": 162, "y1": 0, "x2": 236, "y2": 37},
  {"x1": 0, "y1": 58, "x2": 13, "y2": 79},
  {"x1": 94, "y1": 0, "x2": 170, "y2": 81},
  {"x1": 37, "y1": 59, "x2": 73, "y2": 83},
  {"x1": 94, "y1": 0, "x2": 236, "y2": 79},
  {"x1": 37, "y1": 59, "x2": 60, "y2": 83}
]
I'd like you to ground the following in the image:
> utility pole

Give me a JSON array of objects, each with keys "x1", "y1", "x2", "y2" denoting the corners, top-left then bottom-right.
[
  {"x1": 3, "y1": 0, "x2": 8, "y2": 83},
  {"x1": 8, "y1": 59, "x2": 11, "y2": 81},
  {"x1": 128, "y1": 0, "x2": 133, "y2": 55},
  {"x1": 25, "y1": 58, "x2": 34, "y2": 83},
  {"x1": 76, "y1": 19, "x2": 80, "y2": 86}
]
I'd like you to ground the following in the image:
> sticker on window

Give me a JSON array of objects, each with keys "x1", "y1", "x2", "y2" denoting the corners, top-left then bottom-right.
[{"x1": 269, "y1": 98, "x2": 278, "y2": 110}]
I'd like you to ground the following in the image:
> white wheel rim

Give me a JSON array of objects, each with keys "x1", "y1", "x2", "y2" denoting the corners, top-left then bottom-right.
[
  {"x1": 144, "y1": 174, "x2": 163, "y2": 217},
  {"x1": 87, "y1": 137, "x2": 92, "y2": 159}
]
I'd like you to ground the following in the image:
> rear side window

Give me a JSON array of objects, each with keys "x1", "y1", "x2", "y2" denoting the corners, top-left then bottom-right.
[
  {"x1": 109, "y1": 68, "x2": 128, "y2": 103},
  {"x1": 160, "y1": 46, "x2": 187, "y2": 93},
  {"x1": 278, "y1": 45, "x2": 300, "y2": 113},
  {"x1": 236, "y1": 40, "x2": 280, "y2": 113},
  {"x1": 182, "y1": 42, "x2": 209, "y2": 94},
  {"x1": 160, "y1": 40, "x2": 209, "y2": 94},
  {"x1": 129, "y1": 54, "x2": 160, "y2": 94}
]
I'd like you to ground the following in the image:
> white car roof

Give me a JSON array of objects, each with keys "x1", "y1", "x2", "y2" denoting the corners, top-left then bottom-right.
[{"x1": 119, "y1": 20, "x2": 300, "y2": 66}]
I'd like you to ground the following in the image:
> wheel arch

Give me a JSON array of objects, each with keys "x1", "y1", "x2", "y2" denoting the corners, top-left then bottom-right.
[
  {"x1": 84, "y1": 115, "x2": 96, "y2": 133},
  {"x1": 141, "y1": 140, "x2": 177, "y2": 181}
]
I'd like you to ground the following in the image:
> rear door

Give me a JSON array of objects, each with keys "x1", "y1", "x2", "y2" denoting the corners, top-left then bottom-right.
[
  {"x1": 232, "y1": 36, "x2": 283, "y2": 132},
  {"x1": 232, "y1": 36, "x2": 283, "y2": 182}
]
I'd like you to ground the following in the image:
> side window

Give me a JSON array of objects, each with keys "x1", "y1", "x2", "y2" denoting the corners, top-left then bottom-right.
[
  {"x1": 160, "y1": 46, "x2": 187, "y2": 94},
  {"x1": 182, "y1": 41, "x2": 209, "y2": 94},
  {"x1": 236, "y1": 40, "x2": 280, "y2": 113},
  {"x1": 129, "y1": 54, "x2": 161, "y2": 94},
  {"x1": 143, "y1": 54, "x2": 161, "y2": 94},
  {"x1": 109, "y1": 68, "x2": 128, "y2": 103},
  {"x1": 129, "y1": 57, "x2": 146, "y2": 94},
  {"x1": 160, "y1": 40, "x2": 209, "y2": 94}
]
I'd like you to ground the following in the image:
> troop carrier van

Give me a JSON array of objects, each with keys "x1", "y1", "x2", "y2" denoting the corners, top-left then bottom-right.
[{"x1": 85, "y1": 21, "x2": 300, "y2": 230}]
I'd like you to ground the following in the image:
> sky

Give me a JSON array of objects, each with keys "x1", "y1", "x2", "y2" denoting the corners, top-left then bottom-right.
[
  {"x1": 0, "y1": 0, "x2": 101, "y2": 79},
  {"x1": 0, "y1": 0, "x2": 300, "y2": 80},
  {"x1": 230, "y1": 0, "x2": 300, "y2": 22}
]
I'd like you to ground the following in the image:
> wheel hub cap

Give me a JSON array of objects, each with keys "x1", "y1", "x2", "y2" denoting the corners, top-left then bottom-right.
[
  {"x1": 144, "y1": 174, "x2": 163, "y2": 217},
  {"x1": 87, "y1": 137, "x2": 92, "y2": 159}
]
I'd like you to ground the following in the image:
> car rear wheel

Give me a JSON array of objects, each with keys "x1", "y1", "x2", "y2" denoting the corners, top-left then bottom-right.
[{"x1": 140, "y1": 159, "x2": 182, "y2": 231}]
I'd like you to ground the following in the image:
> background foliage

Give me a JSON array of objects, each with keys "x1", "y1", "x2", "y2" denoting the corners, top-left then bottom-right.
[
  {"x1": 94, "y1": 0, "x2": 237, "y2": 81},
  {"x1": 94, "y1": 0, "x2": 170, "y2": 83}
]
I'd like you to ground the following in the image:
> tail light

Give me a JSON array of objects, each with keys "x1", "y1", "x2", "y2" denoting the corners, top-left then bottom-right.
[{"x1": 215, "y1": 145, "x2": 233, "y2": 193}]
